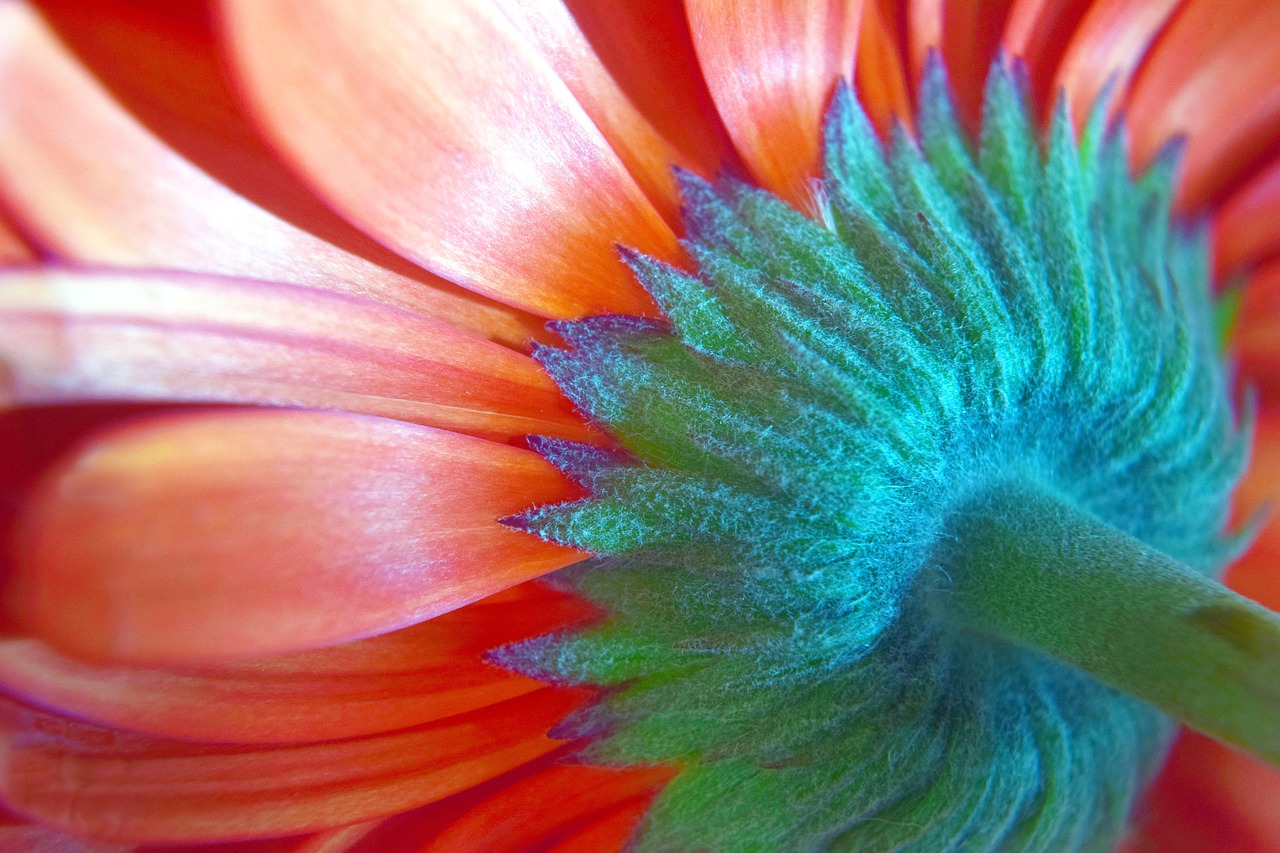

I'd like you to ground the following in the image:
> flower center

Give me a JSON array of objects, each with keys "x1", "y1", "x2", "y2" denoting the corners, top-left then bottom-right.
[{"x1": 500, "y1": 59, "x2": 1246, "y2": 850}]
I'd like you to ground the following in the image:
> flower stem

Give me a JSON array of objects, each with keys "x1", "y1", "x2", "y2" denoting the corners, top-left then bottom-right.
[{"x1": 944, "y1": 485, "x2": 1280, "y2": 766}]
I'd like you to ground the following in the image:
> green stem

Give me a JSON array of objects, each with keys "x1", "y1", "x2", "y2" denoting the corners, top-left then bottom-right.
[{"x1": 943, "y1": 484, "x2": 1280, "y2": 766}]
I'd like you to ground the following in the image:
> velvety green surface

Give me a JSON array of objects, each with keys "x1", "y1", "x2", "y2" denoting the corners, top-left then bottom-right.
[{"x1": 500, "y1": 58, "x2": 1246, "y2": 851}]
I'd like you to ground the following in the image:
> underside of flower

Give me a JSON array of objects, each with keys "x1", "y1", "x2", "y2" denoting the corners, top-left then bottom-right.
[{"x1": 498, "y1": 59, "x2": 1254, "y2": 849}]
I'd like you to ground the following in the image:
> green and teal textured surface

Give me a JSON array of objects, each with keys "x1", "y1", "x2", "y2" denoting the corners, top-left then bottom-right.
[{"x1": 500, "y1": 58, "x2": 1248, "y2": 850}]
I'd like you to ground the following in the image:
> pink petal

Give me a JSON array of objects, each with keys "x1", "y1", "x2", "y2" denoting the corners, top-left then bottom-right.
[
  {"x1": 686, "y1": 0, "x2": 864, "y2": 209},
  {"x1": 0, "y1": 687, "x2": 591, "y2": 843},
  {"x1": 0, "y1": 0, "x2": 541, "y2": 349},
  {"x1": 220, "y1": 0, "x2": 675, "y2": 321},
  {"x1": 0, "y1": 583, "x2": 598, "y2": 744},
  {"x1": 11, "y1": 410, "x2": 587, "y2": 664},
  {"x1": 0, "y1": 269, "x2": 600, "y2": 445},
  {"x1": 1125, "y1": 0, "x2": 1280, "y2": 211}
]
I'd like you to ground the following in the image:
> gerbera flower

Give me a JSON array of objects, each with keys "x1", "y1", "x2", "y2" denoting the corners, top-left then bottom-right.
[{"x1": 0, "y1": 0, "x2": 1277, "y2": 850}]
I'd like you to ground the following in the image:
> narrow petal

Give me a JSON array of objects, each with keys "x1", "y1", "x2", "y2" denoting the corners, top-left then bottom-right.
[
  {"x1": 1052, "y1": 0, "x2": 1181, "y2": 131},
  {"x1": 561, "y1": 1, "x2": 734, "y2": 171},
  {"x1": 0, "y1": 0, "x2": 540, "y2": 348},
  {"x1": 545, "y1": 797, "x2": 658, "y2": 852},
  {"x1": 11, "y1": 410, "x2": 588, "y2": 663},
  {"x1": 0, "y1": 583, "x2": 597, "y2": 744},
  {"x1": 1001, "y1": 0, "x2": 1093, "y2": 116},
  {"x1": 1125, "y1": 0, "x2": 1280, "y2": 210},
  {"x1": 1214, "y1": 153, "x2": 1280, "y2": 278},
  {"x1": 0, "y1": 687, "x2": 591, "y2": 842},
  {"x1": 220, "y1": 0, "x2": 674, "y2": 320},
  {"x1": 855, "y1": 0, "x2": 914, "y2": 137},
  {"x1": 492, "y1": 0, "x2": 705, "y2": 223},
  {"x1": 0, "y1": 270, "x2": 599, "y2": 445},
  {"x1": 907, "y1": 0, "x2": 1017, "y2": 133},
  {"x1": 686, "y1": 0, "x2": 864, "y2": 208},
  {"x1": 420, "y1": 763, "x2": 674, "y2": 851}
]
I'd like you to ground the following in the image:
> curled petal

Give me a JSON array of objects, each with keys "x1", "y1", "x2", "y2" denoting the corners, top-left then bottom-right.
[
  {"x1": 0, "y1": 270, "x2": 599, "y2": 445},
  {"x1": 221, "y1": 0, "x2": 674, "y2": 320},
  {"x1": 11, "y1": 410, "x2": 587, "y2": 663},
  {"x1": 687, "y1": 0, "x2": 864, "y2": 208}
]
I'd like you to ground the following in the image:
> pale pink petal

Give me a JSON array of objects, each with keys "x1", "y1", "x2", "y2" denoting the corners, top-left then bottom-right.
[
  {"x1": 687, "y1": 0, "x2": 865, "y2": 209},
  {"x1": 11, "y1": 410, "x2": 588, "y2": 663},
  {"x1": 0, "y1": 0, "x2": 542, "y2": 348},
  {"x1": 0, "y1": 270, "x2": 600, "y2": 445},
  {"x1": 221, "y1": 0, "x2": 675, "y2": 321}
]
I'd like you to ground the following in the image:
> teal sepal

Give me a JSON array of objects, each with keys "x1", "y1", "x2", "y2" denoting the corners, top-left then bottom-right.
[{"x1": 505, "y1": 58, "x2": 1243, "y2": 853}]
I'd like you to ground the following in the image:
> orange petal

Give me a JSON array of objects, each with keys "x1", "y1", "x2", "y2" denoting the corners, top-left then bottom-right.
[
  {"x1": 0, "y1": 270, "x2": 598, "y2": 445},
  {"x1": 686, "y1": 0, "x2": 864, "y2": 209},
  {"x1": 0, "y1": 0, "x2": 540, "y2": 349},
  {"x1": 856, "y1": 0, "x2": 914, "y2": 137},
  {"x1": 421, "y1": 762, "x2": 674, "y2": 851},
  {"x1": 11, "y1": 410, "x2": 588, "y2": 664},
  {"x1": 1226, "y1": 408, "x2": 1280, "y2": 612},
  {"x1": 220, "y1": 0, "x2": 672, "y2": 321},
  {"x1": 1001, "y1": 0, "x2": 1093, "y2": 118},
  {"x1": 907, "y1": 0, "x2": 1017, "y2": 135},
  {"x1": 562, "y1": 0, "x2": 734, "y2": 173},
  {"x1": 1052, "y1": 0, "x2": 1181, "y2": 133},
  {"x1": 0, "y1": 687, "x2": 591, "y2": 843},
  {"x1": 0, "y1": 582, "x2": 597, "y2": 744},
  {"x1": 1125, "y1": 0, "x2": 1280, "y2": 211},
  {"x1": 491, "y1": 0, "x2": 702, "y2": 225},
  {"x1": 1214, "y1": 152, "x2": 1280, "y2": 279}
]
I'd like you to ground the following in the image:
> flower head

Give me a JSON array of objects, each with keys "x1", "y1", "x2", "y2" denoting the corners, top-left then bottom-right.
[{"x1": 0, "y1": 1, "x2": 1277, "y2": 850}]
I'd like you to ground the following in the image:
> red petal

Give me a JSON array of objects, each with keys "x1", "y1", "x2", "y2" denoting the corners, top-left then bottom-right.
[
  {"x1": 220, "y1": 0, "x2": 673, "y2": 321},
  {"x1": 0, "y1": 270, "x2": 599, "y2": 445},
  {"x1": 1234, "y1": 262, "x2": 1280, "y2": 408},
  {"x1": 1227, "y1": 409, "x2": 1280, "y2": 612},
  {"x1": 0, "y1": 583, "x2": 598, "y2": 744},
  {"x1": 0, "y1": 1, "x2": 540, "y2": 349},
  {"x1": 855, "y1": 0, "x2": 914, "y2": 137},
  {"x1": 1052, "y1": 0, "x2": 1181, "y2": 133},
  {"x1": 562, "y1": 0, "x2": 734, "y2": 174},
  {"x1": 1214, "y1": 152, "x2": 1280, "y2": 279},
  {"x1": 11, "y1": 410, "x2": 587, "y2": 663},
  {"x1": 686, "y1": 0, "x2": 865, "y2": 209},
  {"x1": 0, "y1": 687, "x2": 591, "y2": 843},
  {"x1": 0, "y1": 210, "x2": 35, "y2": 265},
  {"x1": 907, "y1": 0, "x2": 1017, "y2": 135},
  {"x1": 544, "y1": 796, "x2": 657, "y2": 852},
  {"x1": 1125, "y1": 0, "x2": 1280, "y2": 211},
  {"x1": 1001, "y1": 0, "x2": 1093, "y2": 118},
  {"x1": 1129, "y1": 730, "x2": 1280, "y2": 852},
  {"x1": 420, "y1": 762, "x2": 673, "y2": 851}
]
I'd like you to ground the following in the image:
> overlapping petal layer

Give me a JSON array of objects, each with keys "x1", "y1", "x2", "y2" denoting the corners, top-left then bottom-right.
[
  {"x1": 0, "y1": 269, "x2": 599, "y2": 444},
  {"x1": 10, "y1": 410, "x2": 586, "y2": 663}
]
